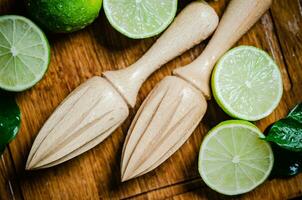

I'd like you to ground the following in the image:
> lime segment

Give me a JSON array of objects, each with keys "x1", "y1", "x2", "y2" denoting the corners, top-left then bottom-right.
[
  {"x1": 104, "y1": 0, "x2": 177, "y2": 39},
  {"x1": 0, "y1": 15, "x2": 50, "y2": 91},
  {"x1": 198, "y1": 120, "x2": 274, "y2": 195},
  {"x1": 211, "y1": 46, "x2": 283, "y2": 121}
]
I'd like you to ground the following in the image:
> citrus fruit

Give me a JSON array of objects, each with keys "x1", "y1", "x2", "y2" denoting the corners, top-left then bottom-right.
[
  {"x1": 198, "y1": 120, "x2": 274, "y2": 195},
  {"x1": 0, "y1": 92, "x2": 21, "y2": 153},
  {"x1": 0, "y1": 15, "x2": 50, "y2": 91},
  {"x1": 104, "y1": 0, "x2": 177, "y2": 39},
  {"x1": 25, "y1": 0, "x2": 103, "y2": 33},
  {"x1": 212, "y1": 46, "x2": 283, "y2": 121}
]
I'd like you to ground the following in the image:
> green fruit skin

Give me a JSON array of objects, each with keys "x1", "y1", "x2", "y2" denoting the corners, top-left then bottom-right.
[{"x1": 25, "y1": 0, "x2": 102, "y2": 33}]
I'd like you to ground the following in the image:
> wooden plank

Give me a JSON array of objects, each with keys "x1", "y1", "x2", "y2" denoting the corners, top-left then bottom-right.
[
  {"x1": 0, "y1": 0, "x2": 301, "y2": 199},
  {"x1": 170, "y1": 176, "x2": 302, "y2": 200},
  {"x1": 270, "y1": 0, "x2": 302, "y2": 104},
  {"x1": 0, "y1": 151, "x2": 14, "y2": 200},
  {"x1": 0, "y1": 148, "x2": 23, "y2": 200}
]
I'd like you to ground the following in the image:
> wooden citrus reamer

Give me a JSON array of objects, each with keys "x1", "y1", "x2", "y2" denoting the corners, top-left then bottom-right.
[
  {"x1": 121, "y1": 0, "x2": 272, "y2": 181},
  {"x1": 26, "y1": 2, "x2": 219, "y2": 170}
]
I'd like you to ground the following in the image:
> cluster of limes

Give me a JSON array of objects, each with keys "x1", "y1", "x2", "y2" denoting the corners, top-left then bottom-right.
[
  {"x1": 0, "y1": 0, "x2": 178, "y2": 92},
  {"x1": 198, "y1": 46, "x2": 282, "y2": 195}
]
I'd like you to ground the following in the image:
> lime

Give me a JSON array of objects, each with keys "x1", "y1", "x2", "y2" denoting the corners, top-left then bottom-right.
[
  {"x1": 0, "y1": 15, "x2": 50, "y2": 92},
  {"x1": 104, "y1": 0, "x2": 177, "y2": 39},
  {"x1": 198, "y1": 120, "x2": 274, "y2": 195},
  {"x1": 212, "y1": 46, "x2": 283, "y2": 121},
  {"x1": 0, "y1": 92, "x2": 21, "y2": 153},
  {"x1": 25, "y1": 0, "x2": 102, "y2": 33}
]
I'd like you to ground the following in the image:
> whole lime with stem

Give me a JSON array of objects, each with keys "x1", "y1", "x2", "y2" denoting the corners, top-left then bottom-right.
[{"x1": 25, "y1": 0, "x2": 103, "y2": 33}]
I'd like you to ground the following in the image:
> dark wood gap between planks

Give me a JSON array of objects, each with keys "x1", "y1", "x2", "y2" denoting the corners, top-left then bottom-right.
[
  {"x1": 7, "y1": 145, "x2": 24, "y2": 200},
  {"x1": 0, "y1": 146, "x2": 23, "y2": 200},
  {"x1": 121, "y1": 177, "x2": 203, "y2": 200},
  {"x1": 268, "y1": 9, "x2": 294, "y2": 90}
]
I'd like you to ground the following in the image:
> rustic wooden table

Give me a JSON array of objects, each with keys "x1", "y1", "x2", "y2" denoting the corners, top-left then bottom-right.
[{"x1": 1, "y1": 0, "x2": 302, "y2": 199}]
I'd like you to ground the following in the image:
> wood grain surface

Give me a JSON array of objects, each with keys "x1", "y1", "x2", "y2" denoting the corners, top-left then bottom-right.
[{"x1": 0, "y1": 0, "x2": 301, "y2": 199}]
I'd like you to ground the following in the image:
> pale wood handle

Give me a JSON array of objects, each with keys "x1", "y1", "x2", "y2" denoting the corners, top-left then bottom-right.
[
  {"x1": 103, "y1": 1, "x2": 218, "y2": 107},
  {"x1": 174, "y1": 0, "x2": 272, "y2": 99}
]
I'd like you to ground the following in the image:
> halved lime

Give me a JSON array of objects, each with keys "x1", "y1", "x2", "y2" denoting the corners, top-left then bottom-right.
[
  {"x1": 0, "y1": 15, "x2": 50, "y2": 92},
  {"x1": 103, "y1": 0, "x2": 177, "y2": 39},
  {"x1": 212, "y1": 46, "x2": 283, "y2": 121},
  {"x1": 198, "y1": 120, "x2": 274, "y2": 195}
]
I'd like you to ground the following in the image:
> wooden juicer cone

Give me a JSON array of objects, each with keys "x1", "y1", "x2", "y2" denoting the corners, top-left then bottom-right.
[
  {"x1": 26, "y1": 1, "x2": 219, "y2": 170},
  {"x1": 121, "y1": 0, "x2": 272, "y2": 181}
]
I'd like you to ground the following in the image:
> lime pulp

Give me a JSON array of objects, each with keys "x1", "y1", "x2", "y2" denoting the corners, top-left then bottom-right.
[
  {"x1": 198, "y1": 120, "x2": 274, "y2": 195},
  {"x1": 0, "y1": 15, "x2": 50, "y2": 91},
  {"x1": 211, "y1": 46, "x2": 283, "y2": 121},
  {"x1": 104, "y1": 0, "x2": 178, "y2": 39}
]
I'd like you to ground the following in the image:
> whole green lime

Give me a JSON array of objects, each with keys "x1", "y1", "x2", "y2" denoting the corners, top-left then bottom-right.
[{"x1": 25, "y1": 0, "x2": 102, "y2": 33}]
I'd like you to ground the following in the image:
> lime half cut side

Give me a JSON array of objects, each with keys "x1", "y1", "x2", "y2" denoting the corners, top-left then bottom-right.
[
  {"x1": 212, "y1": 46, "x2": 283, "y2": 121},
  {"x1": 0, "y1": 15, "x2": 50, "y2": 92},
  {"x1": 198, "y1": 120, "x2": 274, "y2": 195},
  {"x1": 104, "y1": 0, "x2": 177, "y2": 39}
]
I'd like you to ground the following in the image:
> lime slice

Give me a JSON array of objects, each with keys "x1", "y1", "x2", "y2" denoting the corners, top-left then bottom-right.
[
  {"x1": 104, "y1": 0, "x2": 177, "y2": 39},
  {"x1": 26, "y1": 0, "x2": 103, "y2": 33},
  {"x1": 0, "y1": 15, "x2": 50, "y2": 92},
  {"x1": 198, "y1": 120, "x2": 274, "y2": 195},
  {"x1": 211, "y1": 46, "x2": 283, "y2": 121}
]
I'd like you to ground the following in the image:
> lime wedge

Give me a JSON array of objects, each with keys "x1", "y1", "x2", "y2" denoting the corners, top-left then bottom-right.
[
  {"x1": 211, "y1": 46, "x2": 283, "y2": 121},
  {"x1": 0, "y1": 15, "x2": 50, "y2": 92},
  {"x1": 103, "y1": 0, "x2": 177, "y2": 39},
  {"x1": 198, "y1": 120, "x2": 274, "y2": 195}
]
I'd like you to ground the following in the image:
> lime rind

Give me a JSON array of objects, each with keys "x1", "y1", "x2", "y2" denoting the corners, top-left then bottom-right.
[
  {"x1": 211, "y1": 46, "x2": 283, "y2": 121},
  {"x1": 103, "y1": 0, "x2": 178, "y2": 39},
  {"x1": 26, "y1": 0, "x2": 103, "y2": 33},
  {"x1": 198, "y1": 120, "x2": 274, "y2": 195},
  {"x1": 0, "y1": 15, "x2": 50, "y2": 92}
]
